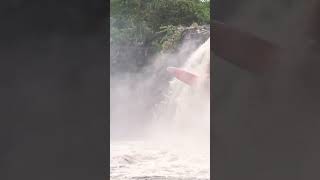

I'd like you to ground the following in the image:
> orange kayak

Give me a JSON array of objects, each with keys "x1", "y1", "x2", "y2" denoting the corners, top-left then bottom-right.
[{"x1": 167, "y1": 67, "x2": 200, "y2": 87}]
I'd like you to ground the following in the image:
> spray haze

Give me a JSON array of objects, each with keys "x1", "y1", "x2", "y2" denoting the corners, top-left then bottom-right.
[
  {"x1": 110, "y1": 36, "x2": 209, "y2": 139},
  {"x1": 110, "y1": 27, "x2": 210, "y2": 178}
]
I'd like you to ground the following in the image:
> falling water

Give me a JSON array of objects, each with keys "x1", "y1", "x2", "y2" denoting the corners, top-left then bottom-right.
[{"x1": 111, "y1": 38, "x2": 210, "y2": 180}]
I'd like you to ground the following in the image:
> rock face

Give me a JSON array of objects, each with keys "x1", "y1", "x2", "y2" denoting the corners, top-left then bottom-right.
[{"x1": 181, "y1": 24, "x2": 210, "y2": 47}]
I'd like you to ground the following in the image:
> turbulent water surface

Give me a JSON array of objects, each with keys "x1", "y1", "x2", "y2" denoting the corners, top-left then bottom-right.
[{"x1": 110, "y1": 140, "x2": 209, "y2": 180}]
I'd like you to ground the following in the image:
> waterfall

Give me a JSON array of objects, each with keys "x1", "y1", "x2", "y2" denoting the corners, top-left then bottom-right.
[{"x1": 111, "y1": 38, "x2": 210, "y2": 180}]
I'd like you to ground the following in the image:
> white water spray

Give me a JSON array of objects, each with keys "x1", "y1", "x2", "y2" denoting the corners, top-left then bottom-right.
[{"x1": 150, "y1": 38, "x2": 210, "y2": 143}]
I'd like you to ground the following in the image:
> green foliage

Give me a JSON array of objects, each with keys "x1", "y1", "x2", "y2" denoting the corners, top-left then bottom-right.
[
  {"x1": 158, "y1": 25, "x2": 183, "y2": 52},
  {"x1": 110, "y1": 0, "x2": 210, "y2": 52},
  {"x1": 110, "y1": 17, "x2": 153, "y2": 45}
]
